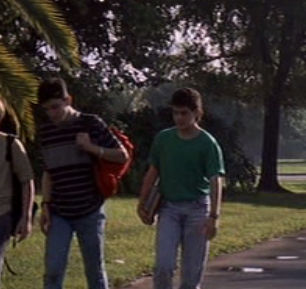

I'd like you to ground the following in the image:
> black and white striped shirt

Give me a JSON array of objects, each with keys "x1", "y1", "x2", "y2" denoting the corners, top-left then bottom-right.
[{"x1": 39, "y1": 112, "x2": 120, "y2": 218}]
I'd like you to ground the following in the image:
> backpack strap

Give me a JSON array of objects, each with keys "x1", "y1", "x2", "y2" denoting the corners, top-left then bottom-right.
[
  {"x1": 4, "y1": 137, "x2": 20, "y2": 271},
  {"x1": 6, "y1": 135, "x2": 15, "y2": 163},
  {"x1": 81, "y1": 113, "x2": 96, "y2": 126},
  {"x1": 80, "y1": 113, "x2": 99, "y2": 136}
]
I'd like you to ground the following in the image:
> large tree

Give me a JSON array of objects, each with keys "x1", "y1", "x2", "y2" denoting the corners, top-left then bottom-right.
[
  {"x1": 165, "y1": 1, "x2": 306, "y2": 192},
  {"x1": 223, "y1": 1, "x2": 306, "y2": 192},
  {"x1": 0, "y1": 0, "x2": 79, "y2": 138}
]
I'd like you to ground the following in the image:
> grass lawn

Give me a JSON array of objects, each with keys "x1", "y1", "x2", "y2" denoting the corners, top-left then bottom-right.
[
  {"x1": 278, "y1": 162, "x2": 306, "y2": 174},
  {"x1": 282, "y1": 182, "x2": 306, "y2": 193},
  {"x1": 257, "y1": 159, "x2": 306, "y2": 175},
  {"x1": 3, "y1": 184, "x2": 306, "y2": 289}
]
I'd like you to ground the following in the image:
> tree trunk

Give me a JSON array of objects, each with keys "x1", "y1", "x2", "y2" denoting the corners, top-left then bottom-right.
[
  {"x1": 257, "y1": 61, "x2": 292, "y2": 193},
  {"x1": 257, "y1": 8, "x2": 299, "y2": 193},
  {"x1": 257, "y1": 91, "x2": 282, "y2": 192}
]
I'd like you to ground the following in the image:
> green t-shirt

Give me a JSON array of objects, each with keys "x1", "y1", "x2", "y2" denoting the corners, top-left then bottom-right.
[{"x1": 149, "y1": 127, "x2": 225, "y2": 201}]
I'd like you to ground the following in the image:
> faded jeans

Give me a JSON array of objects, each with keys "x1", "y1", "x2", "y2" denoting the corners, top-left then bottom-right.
[
  {"x1": 0, "y1": 212, "x2": 11, "y2": 287},
  {"x1": 44, "y1": 206, "x2": 108, "y2": 289},
  {"x1": 154, "y1": 196, "x2": 210, "y2": 289}
]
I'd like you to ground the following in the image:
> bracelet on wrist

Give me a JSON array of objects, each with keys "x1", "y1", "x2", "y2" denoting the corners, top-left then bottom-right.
[
  {"x1": 41, "y1": 201, "x2": 51, "y2": 207},
  {"x1": 98, "y1": 147, "x2": 105, "y2": 158},
  {"x1": 209, "y1": 213, "x2": 220, "y2": 220}
]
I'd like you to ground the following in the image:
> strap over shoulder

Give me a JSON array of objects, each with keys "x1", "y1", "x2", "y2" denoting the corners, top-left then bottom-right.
[
  {"x1": 81, "y1": 113, "x2": 99, "y2": 123},
  {"x1": 80, "y1": 113, "x2": 100, "y2": 133},
  {"x1": 5, "y1": 134, "x2": 15, "y2": 162}
]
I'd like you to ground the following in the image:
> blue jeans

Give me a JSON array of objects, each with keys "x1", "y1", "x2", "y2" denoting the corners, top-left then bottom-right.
[
  {"x1": 44, "y1": 206, "x2": 108, "y2": 289},
  {"x1": 154, "y1": 197, "x2": 210, "y2": 289}
]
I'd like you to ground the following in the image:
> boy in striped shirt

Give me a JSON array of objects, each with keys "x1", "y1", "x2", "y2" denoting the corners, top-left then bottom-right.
[{"x1": 37, "y1": 78, "x2": 128, "y2": 289}]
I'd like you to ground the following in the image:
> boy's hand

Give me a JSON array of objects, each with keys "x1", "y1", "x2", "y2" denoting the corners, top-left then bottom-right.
[
  {"x1": 204, "y1": 217, "x2": 219, "y2": 240},
  {"x1": 76, "y1": 132, "x2": 93, "y2": 152},
  {"x1": 137, "y1": 203, "x2": 154, "y2": 225},
  {"x1": 14, "y1": 217, "x2": 32, "y2": 242},
  {"x1": 40, "y1": 205, "x2": 51, "y2": 235}
]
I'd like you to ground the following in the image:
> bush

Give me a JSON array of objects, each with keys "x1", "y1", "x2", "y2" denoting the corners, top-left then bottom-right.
[{"x1": 205, "y1": 115, "x2": 257, "y2": 195}]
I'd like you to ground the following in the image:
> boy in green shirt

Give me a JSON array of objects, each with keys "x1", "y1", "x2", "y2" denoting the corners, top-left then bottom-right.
[{"x1": 137, "y1": 88, "x2": 225, "y2": 289}]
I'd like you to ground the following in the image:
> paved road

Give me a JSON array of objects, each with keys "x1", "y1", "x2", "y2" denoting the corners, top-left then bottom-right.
[
  {"x1": 119, "y1": 230, "x2": 306, "y2": 289},
  {"x1": 204, "y1": 230, "x2": 306, "y2": 289}
]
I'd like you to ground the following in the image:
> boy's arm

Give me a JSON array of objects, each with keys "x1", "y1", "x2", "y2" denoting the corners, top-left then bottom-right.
[
  {"x1": 138, "y1": 165, "x2": 159, "y2": 204},
  {"x1": 40, "y1": 171, "x2": 52, "y2": 235},
  {"x1": 85, "y1": 141, "x2": 128, "y2": 163},
  {"x1": 206, "y1": 175, "x2": 223, "y2": 240},
  {"x1": 15, "y1": 179, "x2": 35, "y2": 241},
  {"x1": 11, "y1": 138, "x2": 35, "y2": 240},
  {"x1": 21, "y1": 180, "x2": 35, "y2": 221},
  {"x1": 41, "y1": 171, "x2": 52, "y2": 203},
  {"x1": 137, "y1": 165, "x2": 159, "y2": 224},
  {"x1": 76, "y1": 133, "x2": 129, "y2": 164},
  {"x1": 209, "y1": 175, "x2": 223, "y2": 220}
]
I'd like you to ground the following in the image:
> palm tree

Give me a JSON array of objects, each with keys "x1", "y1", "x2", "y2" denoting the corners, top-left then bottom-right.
[{"x1": 0, "y1": 0, "x2": 79, "y2": 139}]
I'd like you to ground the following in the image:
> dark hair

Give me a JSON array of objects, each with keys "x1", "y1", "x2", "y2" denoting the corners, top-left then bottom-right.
[
  {"x1": 170, "y1": 88, "x2": 204, "y2": 120},
  {"x1": 38, "y1": 78, "x2": 69, "y2": 104}
]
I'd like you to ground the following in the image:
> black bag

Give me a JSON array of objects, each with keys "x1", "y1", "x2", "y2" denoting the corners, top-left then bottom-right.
[
  {"x1": 142, "y1": 179, "x2": 162, "y2": 225},
  {"x1": 5, "y1": 135, "x2": 37, "y2": 235}
]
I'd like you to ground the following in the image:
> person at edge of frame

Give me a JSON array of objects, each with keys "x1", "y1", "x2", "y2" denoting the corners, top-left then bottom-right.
[
  {"x1": 137, "y1": 87, "x2": 225, "y2": 289},
  {"x1": 0, "y1": 98, "x2": 35, "y2": 286},
  {"x1": 37, "y1": 77, "x2": 129, "y2": 289}
]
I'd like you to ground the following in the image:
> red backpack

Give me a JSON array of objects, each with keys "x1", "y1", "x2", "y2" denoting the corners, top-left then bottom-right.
[{"x1": 94, "y1": 126, "x2": 134, "y2": 198}]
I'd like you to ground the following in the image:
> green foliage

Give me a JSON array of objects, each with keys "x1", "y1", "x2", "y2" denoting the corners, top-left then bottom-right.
[
  {"x1": 117, "y1": 107, "x2": 161, "y2": 195},
  {"x1": 205, "y1": 114, "x2": 257, "y2": 194},
  {"x1": 0, "y1": 0, "x2": 79, "y2": 139},
  {"x1": 0, "y1": 43, "x2": 38, "y2": 138},
  {"x1": 8, "y1": 0, "x2": 79, "y2": 69}
]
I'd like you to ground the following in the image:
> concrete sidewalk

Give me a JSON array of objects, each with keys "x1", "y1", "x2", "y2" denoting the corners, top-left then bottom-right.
[{"x1": 118, "y1": 230, "x2": 306, "y2": 289}]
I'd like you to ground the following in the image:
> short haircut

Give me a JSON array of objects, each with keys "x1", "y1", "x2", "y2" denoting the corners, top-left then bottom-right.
[
  {"x1": 170, "y1": 88, "x2": 204, "y2": 120},
  {"x1": 38, "y1": 78, "x2": 69, "y2": 104},
  {"x1": 0, "y1": 98, "x2": 5, "y2": 123}
]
